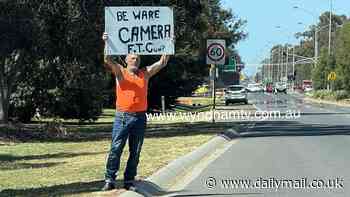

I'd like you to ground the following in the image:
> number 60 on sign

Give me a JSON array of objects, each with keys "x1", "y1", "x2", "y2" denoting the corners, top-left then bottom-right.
[{"x1": 206, "y1": 39, "x2": 226, "y2": 65}]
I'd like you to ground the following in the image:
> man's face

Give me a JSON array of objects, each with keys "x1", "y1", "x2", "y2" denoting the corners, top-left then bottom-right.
[{"x1": 126, "y1": 54, "x2": 140, "y2": 69}]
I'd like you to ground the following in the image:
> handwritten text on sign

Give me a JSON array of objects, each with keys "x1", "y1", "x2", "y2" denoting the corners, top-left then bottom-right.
[{"x1": 105, "y1": 7, "x2": 174, "y2": 55}]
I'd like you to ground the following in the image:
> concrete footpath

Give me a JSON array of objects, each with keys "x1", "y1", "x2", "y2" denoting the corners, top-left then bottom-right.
[{"x1": 119, "y1": 129, "x2": 239, "y2": 197}]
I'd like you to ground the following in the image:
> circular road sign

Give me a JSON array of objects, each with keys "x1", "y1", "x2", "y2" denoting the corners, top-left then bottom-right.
[
  {"x1": 207, "y1": 43, "x2": 225, "y2": 62},
  {"x1": 328, "y1": 72, "x2": 337, "y2": 81}
]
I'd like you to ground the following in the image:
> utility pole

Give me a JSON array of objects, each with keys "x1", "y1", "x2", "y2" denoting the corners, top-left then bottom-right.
[
  {"x1": 279, "y1": 46, "x2": 282, "y2": 81},
  {"x1": 286, "y1": 46, "x2": 289, "y2": 81},
  {"x1": 292, "y1": 46, "x2": 296, "y2": 89},
  {"x1": 269, "y1": 52, "x2": 272, "y2": 82},
  {"x1": 328, "y1": 0, "x2": 333, "y2": 55},
  {"x1": 314, "y1": 29, "x2": 318, "y2": 67}
]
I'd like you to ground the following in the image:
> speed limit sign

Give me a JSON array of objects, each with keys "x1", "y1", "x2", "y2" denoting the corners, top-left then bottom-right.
[{"x1": 207, "y1": 39, "x2": 226, "y2": 65}]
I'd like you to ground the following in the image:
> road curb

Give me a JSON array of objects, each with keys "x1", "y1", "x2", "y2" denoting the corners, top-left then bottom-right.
[
  {"x1": 119, "y1": 130, "x2": 239, "y2": 197},
  {"x1": 304, "y1": 96, "x2": 350, "y2": 107}
]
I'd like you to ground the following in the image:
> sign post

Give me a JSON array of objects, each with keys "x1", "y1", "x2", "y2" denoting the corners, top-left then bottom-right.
[
  {"x1": 105, "y1": 7, "x2": 174, "y2": 55},
  {"x1": 207, "y1": 39, "x2": 226, "y2": 123}
]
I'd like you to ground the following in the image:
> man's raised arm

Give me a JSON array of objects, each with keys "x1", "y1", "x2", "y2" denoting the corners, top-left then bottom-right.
[
  {"x1": 146, "y1": 55, "x2": 170, "y2": 78},
  {"x1": 102, "y1": 33, "x2": 123, "y2": 81}
]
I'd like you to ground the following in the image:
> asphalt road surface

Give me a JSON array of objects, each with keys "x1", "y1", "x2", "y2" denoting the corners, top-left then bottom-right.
[{"x1": 172, "y1": 91, "x2": 350, "y2": 197}]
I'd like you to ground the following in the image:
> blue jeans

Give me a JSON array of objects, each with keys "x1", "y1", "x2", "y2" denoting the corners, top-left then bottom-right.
[{"x1": 105, "y1": 112, "x2": 146, "y2": 183}]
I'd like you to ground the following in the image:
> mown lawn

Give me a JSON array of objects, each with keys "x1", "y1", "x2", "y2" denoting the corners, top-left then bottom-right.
[{"x1": 0, "y1": 109, "x2": 234, "y2": 197}]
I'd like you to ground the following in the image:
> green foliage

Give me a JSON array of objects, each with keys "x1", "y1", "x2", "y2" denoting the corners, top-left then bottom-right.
[
  {"x1": 334, "y1": 90, "x2": 349, "y2": 100},
  {"x1": 335, "y1": 22, "x2": 350, "y2": 92},
  {"x1": 291, "y1": 12, "x2": 348, "y2": 89},
  {"x1": 312, "y1": 49, "x2": 335, "y2": 90},
  {"x1": 312, "y1": 90, "x2": 332, "y2": 99},
  {"x1": 312, "y1": 89, "x2": 349, "y2": 101},
  {"x1": 1, "y1": 0, "x2": 107, "y2": 122},
  {"x1": 1, "y1": 0, "x2": 248, "y2": 122}
]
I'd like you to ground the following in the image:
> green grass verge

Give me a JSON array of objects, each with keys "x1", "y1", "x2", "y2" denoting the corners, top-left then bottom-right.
[
  {"x1": 0, "y1": 108, "x2": 237, "y2": 197},
  {"x1": 0, "y1": 133, "x2": 213, "y2": 197}
]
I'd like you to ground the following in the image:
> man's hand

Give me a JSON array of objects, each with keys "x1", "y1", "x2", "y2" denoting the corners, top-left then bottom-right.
[
  {"x1": 103, "y1": 32, "x2": 109, "y2": 62},
  {"x1": 146, "y1": 54, "x2": 171, "y2": 78},
  {"x1": 102, "y1": 32, "x2": 123, "y2": 81},
  {"x1": 159, "y1": 55, "x2": 170, "y2": 67},
  {"x1": 102, "y1": 32, "x2": 108, "y2": 42}
]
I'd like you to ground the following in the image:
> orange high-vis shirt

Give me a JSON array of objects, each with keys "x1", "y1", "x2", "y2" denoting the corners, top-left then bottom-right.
[{"x1": 116, "y1": 68, "x2": 148, "y2": 112}]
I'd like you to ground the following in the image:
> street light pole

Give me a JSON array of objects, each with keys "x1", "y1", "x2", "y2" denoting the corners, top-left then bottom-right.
[
  {"x1": 269, "y1": 52, "x2": 272, "y2": 82},
  {"x1": 314, "y1": 29, "x2": 318, "y2": 66},
  {"x1": 278, "y1": 46, "x2": 282, "y2": 81},
  {"x1": 270, "y1": 48, "x2": 280, "y2": 83},
  {"x1": 292, "y1": 46, "x2": 297, "y2": 90},
  {"x1": 294, "y1": 4, "x2": 333, "y2": 56},
  {"x1": 275, "y1": 26, "x2": 293, "y2": 82},
  {"x1": 328, "y1": 0, "x2": 333, "y2": 55},
  {"x1": 286, "y1": 45, "x2": 289, "y2": 81}
]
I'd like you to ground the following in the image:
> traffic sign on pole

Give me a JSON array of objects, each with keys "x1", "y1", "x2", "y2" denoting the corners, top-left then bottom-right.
[
  {"x1": 327, "y1": 71, "x2": 336, "y2": 81},
  {"x1": 223, "y1": 57, "x2": 236, "y2": 72},
  {"x1": 206, "y1": 39, "x2": 226, "y2": 65}
]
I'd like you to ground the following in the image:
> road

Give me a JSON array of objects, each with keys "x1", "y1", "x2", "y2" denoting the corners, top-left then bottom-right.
[{"x1": 170, "y1": 91, "x2": 350, "y2": 197}]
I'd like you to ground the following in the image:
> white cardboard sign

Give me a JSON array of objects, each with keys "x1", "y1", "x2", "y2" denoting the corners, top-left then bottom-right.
[{"x1": 105, "y1": 7, "x2": 174, "y2": 55}]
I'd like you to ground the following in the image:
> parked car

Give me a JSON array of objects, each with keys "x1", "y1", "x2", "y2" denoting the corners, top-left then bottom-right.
[
  {"x1": 274, "y1": 82, "x2": 287, "y2": 94},
  {"x1": 225, "y1": 85, "x2": 248, "y2": 105}
]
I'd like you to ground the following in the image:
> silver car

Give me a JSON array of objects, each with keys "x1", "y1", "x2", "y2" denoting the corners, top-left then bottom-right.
[
  {"x1": 274, "y1": 82, "x2": 287, "y2": 94},
  {"x1": 224, "y1": 85, "x2": 248, "y2": 105}
]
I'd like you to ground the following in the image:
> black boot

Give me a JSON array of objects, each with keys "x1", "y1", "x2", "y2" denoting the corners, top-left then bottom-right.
[{"x1": 123, "y1": 180, "x2": 136, "y2": 190}]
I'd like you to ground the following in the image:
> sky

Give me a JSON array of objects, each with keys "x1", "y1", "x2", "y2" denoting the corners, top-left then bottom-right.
[{"x1": 221, "y1": 0, "x2": 350, "y2": 77}]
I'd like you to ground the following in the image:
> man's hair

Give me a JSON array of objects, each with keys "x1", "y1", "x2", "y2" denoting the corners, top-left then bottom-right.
[{"x1": 125, "y1": 54, "x2": 140, "y2": 60}]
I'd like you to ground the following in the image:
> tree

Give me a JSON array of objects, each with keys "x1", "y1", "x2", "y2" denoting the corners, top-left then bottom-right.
[
  {"x1": 101, "y1": 0, "x2": 248, "y2": 109},
  {"x1": 312, "y1": 49, "x2": 336, "y2": 90},
  {"x1": 293, "y1": 12, "x2": 347, "y2": 89},
  {"x1": 293, "y1": 40, "x2": 314, "y2": 86},
  {"x1": 0, "y1": 1, "x2": 35, "y2": 123},
  {"x1": 1, "y1": 0, "x2": 248, "y2": 123},
  {"x1": 335, "y1": 22, "x2": 350, "y2": 92},
  {"x1": 1, "y1": 0, "x2": 107, "y2": 123},
  {"x1": 29, "y1": 0, "x2": 106, "y2": 121}
]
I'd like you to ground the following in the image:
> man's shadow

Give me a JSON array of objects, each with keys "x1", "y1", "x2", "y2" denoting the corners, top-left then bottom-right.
[
  {"x1": 131, "y1": 180, "x2": 184, "y2": 197},
  {"x1": 0, "y1": 180, "x2": 125, "y2": 197}
]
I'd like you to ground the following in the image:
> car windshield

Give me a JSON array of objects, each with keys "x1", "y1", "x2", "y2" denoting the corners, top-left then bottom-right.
[
  {"x1": 248, "y1": 84, "x2": 259, "y2": 88},
  {"x1": 228, "y1": 87, "x2": 244, "y2": 91}
]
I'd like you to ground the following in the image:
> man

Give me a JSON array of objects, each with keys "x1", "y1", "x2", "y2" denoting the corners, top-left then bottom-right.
[{"x1": 102, "y1": 32, "x2": 170, "y2": 191}]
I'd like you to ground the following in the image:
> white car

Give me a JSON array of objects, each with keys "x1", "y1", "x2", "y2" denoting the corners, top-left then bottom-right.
[
  {"x1": 225, "y1": 85, "x2": 248, "y2": 105},
  {"x1": 274, "y1": 82, "x2": 287, "y2": 94},
  {"x1": 246, "y1": 83, "x2": 264, "y2": 92},
  {"x1": 304, "y1": 85, "x2": 313, "y2": 92}
]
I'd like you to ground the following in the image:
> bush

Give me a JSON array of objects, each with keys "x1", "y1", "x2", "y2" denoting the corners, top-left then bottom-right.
[
  {"x1": 334, "y1": 90, "x2": 349, "y2": 101},
  {"x1": 312, "y1": 90, "x2": 332, "y2": 100},
  {"x1": 9, "y1": 84, "x2": 36, "y2": 123},
  {"x1": 312, "y1": 90, "x2": 349, "y2": 101}
]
